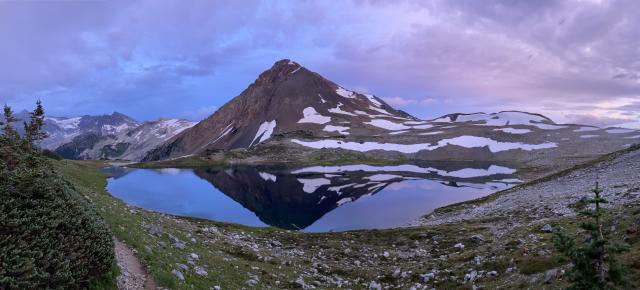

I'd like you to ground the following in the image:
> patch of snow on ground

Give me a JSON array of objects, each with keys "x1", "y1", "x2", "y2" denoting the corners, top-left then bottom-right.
[
  {"x1": 251, "y1": 120, "x2": 277, "y2": 145},
  {"x1": 297, "y1": 178, "x2": 331, "y2": 193},
  {"x1": 323, "y1": 125, "x2": 350, "y2": 135},
  {"x1": 494, "y1": 128, "x2": 532, "y2": 134},
  {"x1": 291, "y1": 135, "x2": 557, "y2": 154},
  {"x1": 420, "y1": 131, "x2": 444, "y2": 135},
  {"x1": 47, "y1": 117, "x2": 81, "y2": 130},
  {"x1": 574, "y1": 126, "x2": 599, "y2": 132},
  {"x1": 580, "y1": 135, "x2": 599, "y2": 138},
  {"x1": 364, "y1": 94, "x2": 382, "y2": 107},
  {"x1": 625, "y1": 135, "x2": 640, "y2": 139},
  {"x1": 369, "y1": 106, "x2": 392, "y2": 115},
  {"x1": 365, "y1": 119, "x2": 411, "y2": 131},
  {"x1": 412, "y1": 124, "x2": 434, "y2": 129},
  {"x1": 259, "y1": 172, "x2": 277, "y2": 182},
  {"x1": 328, "y1": 103, "x2": 357, "y2": 116},
  {"x1": 298, "y1": 107, "x2": 331, "y2": 124},
  {"x1": 318, "y1": 94, "x2": 327, "y2": 103},
  {"x1": 336, "y1": 87, "x2": 355, "y2": 98},
  {"x1": 606, "y1": 128, "x2": 635, "y2": 134},
  {"x1": 389, "y1": 130, "x2": 408, "y2": 135}
]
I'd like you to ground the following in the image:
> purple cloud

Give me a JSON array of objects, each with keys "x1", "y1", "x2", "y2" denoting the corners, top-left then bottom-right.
[{"x1": 0, "y1": 0, "x2": 638, "y2": 128}]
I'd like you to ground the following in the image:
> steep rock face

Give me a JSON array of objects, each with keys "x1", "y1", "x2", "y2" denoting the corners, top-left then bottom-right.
[
  {"x1": 144, "y1": 59, "x2": 414, "y2": 161},
  {"x1": 41, "y1": 112, "x2": 139, "y2": 150},
  {"x1": 54, "y1": 118, "x2": 195, "y2": 161}
]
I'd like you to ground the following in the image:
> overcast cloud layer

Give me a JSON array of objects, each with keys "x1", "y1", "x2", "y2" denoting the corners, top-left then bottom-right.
[{"x1": 0, "y1": 0, "x2": 638, "y2": 127}]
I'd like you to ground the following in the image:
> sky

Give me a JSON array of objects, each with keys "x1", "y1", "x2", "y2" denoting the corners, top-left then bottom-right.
[{"x1": 0, "y1": 0, "x2": 639, "y2": 128}]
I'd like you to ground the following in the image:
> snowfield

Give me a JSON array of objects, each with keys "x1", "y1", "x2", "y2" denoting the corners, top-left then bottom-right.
[
  {"x1": 366, "y1": 119, "x2": 411, "y2": 131},
  {"x1": 251, "y1": 120, "x2": 277, "y2": 145},
  {"x1": 298, "y1": 107, "x2": 331, "y2": 124},
  {"x1": 493, "y1": 128, "x2": 532, "y2": 134},
  {"x1": 291, "y1": 135, "x2": 557, "y2": 154},
  {"x1": 323, "y1": 125, "x2": 350, "y2": 135},
  {"x1": 328, "y1": 103, "x2": 357, "y2": 116},
  {"x1": 336, "y1": 87, "x2": 355, "y2": 98}
]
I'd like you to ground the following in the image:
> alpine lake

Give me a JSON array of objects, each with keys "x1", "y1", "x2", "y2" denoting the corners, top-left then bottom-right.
[{"x1": 103, "y1": 162, "x2": 522, "y2": 232}]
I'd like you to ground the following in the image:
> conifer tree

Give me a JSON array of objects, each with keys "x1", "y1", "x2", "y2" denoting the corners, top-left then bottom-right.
[
  {"x1": 24, "y1": 100, "x2": 48, "y2": 148},
  {"x1": 2, "y1": 104, "x2": 20, "y2": 142},
  {"x1": 554, "y1": 182, "x2": 629, "y2": 289}
]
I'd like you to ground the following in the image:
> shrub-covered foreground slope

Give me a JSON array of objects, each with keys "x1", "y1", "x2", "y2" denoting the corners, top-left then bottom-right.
[
  {"x1": 0, "y1": 139, "x2": 116, "y2": 289},
  {"x1": 56, "y1": 146, "x2": 640, "y2": 289}
]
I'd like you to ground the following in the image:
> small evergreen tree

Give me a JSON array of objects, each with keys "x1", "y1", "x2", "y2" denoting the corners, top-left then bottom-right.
[
  {"x1": 2, "y1": 104, "x2": 20, "y2": 142},
  {"x1": 554, "y1": 182, "x2": 629, "y2": 289},
  {"x1": 24, "y1": 100, "x2": 48, "y2": 148}
]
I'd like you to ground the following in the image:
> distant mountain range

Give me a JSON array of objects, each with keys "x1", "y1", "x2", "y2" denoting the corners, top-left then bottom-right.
[
  {"x1": 11, "y1": 111, "x2": 195, "y2": 160},
  {"x1": 15, "y1": 59, "x2": 640, "y2": 164}
]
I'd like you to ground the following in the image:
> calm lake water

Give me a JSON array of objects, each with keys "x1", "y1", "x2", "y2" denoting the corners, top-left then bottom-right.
[{"x1": 104, "y1": 163, "x2": 521, "y2": 232}]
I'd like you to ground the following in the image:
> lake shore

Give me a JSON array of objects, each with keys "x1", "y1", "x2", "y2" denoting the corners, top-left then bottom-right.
[{"x1": 55, "y1": 146, "x2": 640, "y2": 288}]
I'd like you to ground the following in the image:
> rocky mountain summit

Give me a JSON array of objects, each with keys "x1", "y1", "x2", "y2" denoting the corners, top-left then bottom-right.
[
  {"x1": 144, "y1": 59, "x2": 414, "y2": 161},
  {"x1": 141, "y1": 59, "x2": 639, "y2": 176}
]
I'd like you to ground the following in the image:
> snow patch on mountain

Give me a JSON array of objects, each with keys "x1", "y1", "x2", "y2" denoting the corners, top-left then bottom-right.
[
  {"x1": 574, "y1": 126, "x2": 599, "y2": 132},
  {"x1": 494, "y1": 128, "x2": 532, "y2": 134},
  {"x1": 46, "y1": 117, "x2": 81, "y2": 130},
  {"x1": 323, "y1": 125, "x2": 350, "y2": 135},
  {"x1": 366, "y1": 119, "x2": 411, "y2": 131},
  {"x1": 364, "y1": 94, "x2": 382, "y2": 107},
  {"x1": 291, "y1": 135, "x2": 557, "y2": 154},
  {"x1": 328, "y1": 103, "x2": 357, "y2": 116},
  {"x1": 298, "y1": 107, "x2": 331, "y2": 124},
  {"x1": 336, "y1": 87, "x2": 355, "y2": 99},
  {"x1": 606, "y1": 128, "x2": 635, "y2": 134},
  {"x1": 251, "y1": 120, "x2": 277, "y2": 146}
]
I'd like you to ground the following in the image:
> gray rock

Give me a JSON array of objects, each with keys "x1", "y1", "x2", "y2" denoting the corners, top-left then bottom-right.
[
  {"x1": 148, "y1": 224, "x2": 164, "y2": 236},
  {"x1": 392, "y1": 267, "x2": 401, "y2": 278},
  {"x1": 246, "y1": 279, "x2": 258, "y2": 287},
  {"x1": 368, "y1": 281, "x2": 382, "y2": 290},
  {"x1": 541, "y1": 224, "x2": 554, "y2": 233},
  {"x1": 471, "y1": 234, "x2": 485, "y2": 242},
  {"x1": 544, "y1": 268, "x2": 558, "y2": 284},
  {"x1": 454, "y1": 243, "x2": 465, "y2": 250},
  {"x1": 177, "y1": 263, "x2": 189, "y2": 271},
  {"x1": 171, "y1": 242, "x2": 186, "y2": 249},
  {"x1": 464, "y1": 270, "x2": 478, "y2": 283},
  {"x1": 171, "y1": 269, "x2": 184, "y2": 281},
  {"x1": 487, "y1": 271, "x2": 498, "y2": 277},
  {"x1": 194, "y1": 266, "x2": 208, "y2": 277},
  {"x1": 420, "y1": 272, "x2": 435, "y2": 283},
  {"x1": 157, "y1": 241, "x2": 167, "y2": 249}
]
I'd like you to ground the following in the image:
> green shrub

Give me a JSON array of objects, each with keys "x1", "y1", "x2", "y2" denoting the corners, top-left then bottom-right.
[{"x1": 0, "y1": 104, "x2": 116, "y2": 289}]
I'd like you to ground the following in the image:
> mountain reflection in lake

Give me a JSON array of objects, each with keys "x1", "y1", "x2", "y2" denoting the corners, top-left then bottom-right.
[{"x1": 104, "y1": 163, "x2": 521, "y2": 232}]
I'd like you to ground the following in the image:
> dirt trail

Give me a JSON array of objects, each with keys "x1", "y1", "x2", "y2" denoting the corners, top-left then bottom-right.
[{"x1": 114, "y1": 238, "x2": 157, "y2": 290}]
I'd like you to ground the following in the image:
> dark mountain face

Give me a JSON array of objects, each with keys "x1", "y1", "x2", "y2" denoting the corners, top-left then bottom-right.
[{"x1": 144, "y1": 59, "x2": 415, "y2": 161}]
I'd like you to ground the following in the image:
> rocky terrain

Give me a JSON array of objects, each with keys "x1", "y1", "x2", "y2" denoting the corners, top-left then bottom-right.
[
  {"x1": 56, "y1": 118, "x2": 196, "y2": 161},
  {"x1": 416, "y1": 144, "x2": 640, "y2": 226},
  {"x1": 58, "y1": 144, "x2": 640, "y2": 289}
]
